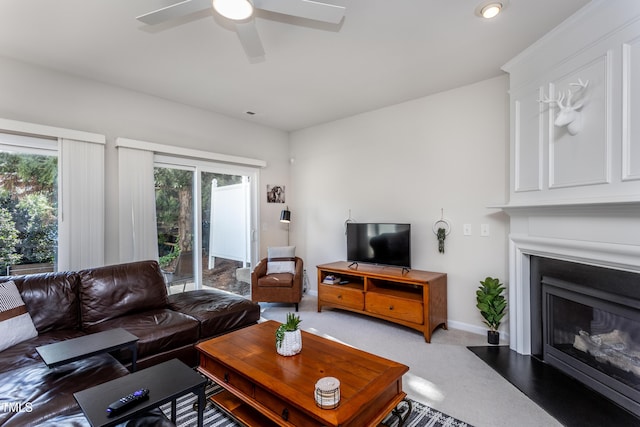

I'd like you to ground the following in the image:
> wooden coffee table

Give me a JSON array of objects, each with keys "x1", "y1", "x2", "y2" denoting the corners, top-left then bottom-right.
[{"x1": 196, "y1": 320, "x2": 409, "y2": 427}]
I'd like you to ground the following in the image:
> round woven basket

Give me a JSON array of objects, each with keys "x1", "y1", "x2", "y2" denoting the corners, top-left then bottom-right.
[{"x1": 277, "y1": 329, "x2": 302, "y2": 356}]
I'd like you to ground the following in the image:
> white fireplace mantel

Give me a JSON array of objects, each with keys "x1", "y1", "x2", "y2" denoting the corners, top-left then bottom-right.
[
  {"x1": 501, "y1": 1, "x2": 640, "y2": 354},
  {"x1": 507, "y1": 226, "x2": 640, "y2": 355}
]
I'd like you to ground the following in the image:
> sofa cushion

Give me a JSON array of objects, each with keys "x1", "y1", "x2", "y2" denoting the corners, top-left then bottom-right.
[
  {"x1": 0, "y1": 272, "x2": 80, "y2": 333},
  {"x1": 0, "y1": 280, "x2": 38, "y2": 352},
  {"x1": 79, "y1": 260, "x2": 169, "y2": 328},
  {"x1": 84, "y1": 309, "x2": 200, "y2": 361},
  {"x1": 0, "y1": 353, "x2": 128, "y2": 427},
  {"x1": 266, "y1": 246, "x2": 296, "y2": 275},
  {"x1": 169, "y1": 289, "x2": 260, "y2": 338}
]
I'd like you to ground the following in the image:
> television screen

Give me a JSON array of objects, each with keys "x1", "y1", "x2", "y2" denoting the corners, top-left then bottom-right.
[{"x1": 346, "y1": 223, "x2": 411, "y2": 268}]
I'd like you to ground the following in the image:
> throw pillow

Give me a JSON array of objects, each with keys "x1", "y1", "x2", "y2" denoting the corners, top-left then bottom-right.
[
  {"x1": 0, "y1": 280, "x2": 38, "y2": 353},
  {"x1": 266, "y1": 246, "x2": 296, "y2": 275}
]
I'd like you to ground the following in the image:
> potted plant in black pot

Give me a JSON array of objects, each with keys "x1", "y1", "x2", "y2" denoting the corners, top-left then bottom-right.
[{"x1": 476, "y1": 277, "x2": 507, "y2": 345}]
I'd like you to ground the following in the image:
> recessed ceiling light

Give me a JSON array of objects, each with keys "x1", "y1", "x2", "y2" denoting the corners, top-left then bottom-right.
[
  {"x1": 475, "y1": 1, "x2": 506, "y2": 19},
  {"x1": 212, "y1": 0, "x2": 254, "y2": 21}
]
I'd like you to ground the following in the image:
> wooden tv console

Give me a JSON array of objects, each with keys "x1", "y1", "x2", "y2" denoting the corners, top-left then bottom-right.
[{"x1": 317, "y1": 261, "x2": 447, "y2": 342}]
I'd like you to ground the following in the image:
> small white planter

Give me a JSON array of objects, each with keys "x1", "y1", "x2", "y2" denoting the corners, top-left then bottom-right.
[{"x1": 277, "y1": 329, "x2": 302, "y2": 356}]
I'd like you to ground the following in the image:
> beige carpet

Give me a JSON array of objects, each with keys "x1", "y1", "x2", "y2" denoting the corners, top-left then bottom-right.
[{"x1": 259, "y1": 295, "x2": 562, "y2": 427}]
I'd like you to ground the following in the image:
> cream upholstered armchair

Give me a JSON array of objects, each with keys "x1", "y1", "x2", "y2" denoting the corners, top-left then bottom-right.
[{"x1": 251, "y1": 246, "x2": 303, "y2": 311}]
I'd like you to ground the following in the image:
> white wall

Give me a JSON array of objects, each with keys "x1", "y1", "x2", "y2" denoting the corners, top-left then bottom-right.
[
  {"x1": 289, "y1": 75, "x2": 510, "y2": 333},
  {"x1": 0, "y1": 55, "x2": 511, "y2": 332},
  {"x1": 0, "y1": 56, "x2": 290, "y2": 264}
]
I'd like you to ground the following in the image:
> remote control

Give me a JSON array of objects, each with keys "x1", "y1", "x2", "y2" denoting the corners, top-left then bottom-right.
[{"x1": 106, "y1": 388, "x2": 149, "y2": 416}]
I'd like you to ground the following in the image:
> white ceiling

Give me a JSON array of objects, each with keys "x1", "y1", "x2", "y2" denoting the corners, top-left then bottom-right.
[{"x1": 0, "y1": 0, "x2": 591, "y2": 131}]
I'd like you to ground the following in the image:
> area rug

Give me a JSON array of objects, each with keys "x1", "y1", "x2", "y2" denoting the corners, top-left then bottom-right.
[{"x1": 160, "y1": 381, "x2": 473, "y2": 427}]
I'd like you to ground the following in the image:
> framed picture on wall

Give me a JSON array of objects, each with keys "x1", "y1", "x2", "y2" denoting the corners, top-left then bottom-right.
[{"x1": 267, "y1": 185, "x2": 285, "y2": 203}]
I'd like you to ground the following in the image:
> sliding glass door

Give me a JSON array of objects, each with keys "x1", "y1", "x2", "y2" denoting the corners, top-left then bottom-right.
[{"x1": 155, "y1": 156, "x2": 257, "y2": 296}]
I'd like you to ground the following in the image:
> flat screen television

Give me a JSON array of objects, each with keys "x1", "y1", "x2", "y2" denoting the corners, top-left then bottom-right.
[{"x1": 346, "y1": 223, "x2": 411, "y2": 269}]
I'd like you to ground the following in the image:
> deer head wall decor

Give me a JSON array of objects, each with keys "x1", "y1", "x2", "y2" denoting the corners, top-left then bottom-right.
[{"x1": 540, "y1": 78, "x2": 589, "y2": 136}]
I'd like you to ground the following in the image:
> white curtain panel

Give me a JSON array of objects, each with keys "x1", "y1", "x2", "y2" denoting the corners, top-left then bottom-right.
[
  {"x1": 117, "y1": 147, "x2": 159, "y2": 263},
  {"x1": 58, "y1": 138, "x2": 105, "y2": 271}
]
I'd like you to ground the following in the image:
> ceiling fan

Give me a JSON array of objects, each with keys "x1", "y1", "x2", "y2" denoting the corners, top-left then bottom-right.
[{"x1": 137, "y1": 0, "x2": 347, "y2": 60}]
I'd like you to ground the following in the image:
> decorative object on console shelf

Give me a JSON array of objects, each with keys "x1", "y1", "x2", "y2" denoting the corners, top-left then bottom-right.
[
  {"x1": 476, "y1": 276, "x2": 507, "y2": 345},
  {"x1": 539, "y1": 78, "x2": 589, "y2": 136},
  {"x1": 276, "y1": 312, "x2": 302, "y2": 356},
  {"x1": 323, "y1": 274, "x2": 341, "y2": 284}
]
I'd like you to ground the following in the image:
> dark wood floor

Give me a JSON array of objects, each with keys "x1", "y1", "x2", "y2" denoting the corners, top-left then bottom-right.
[{"x1": 468, "y1": 346, "x2": 640, "y2": 427}]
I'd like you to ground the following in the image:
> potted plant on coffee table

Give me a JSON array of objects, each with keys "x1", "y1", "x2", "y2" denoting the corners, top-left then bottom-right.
[
  {"x1": 276, "y1": 312, "x2": 302, "y2": 356},
  {"x1": 476, "y1": 277, "x2": 507, "y2": 345}
]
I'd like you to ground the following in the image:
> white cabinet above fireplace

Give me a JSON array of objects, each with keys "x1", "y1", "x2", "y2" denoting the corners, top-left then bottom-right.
[{"x1": 502, "y1": 0, "x2": 640, "y2": 207}]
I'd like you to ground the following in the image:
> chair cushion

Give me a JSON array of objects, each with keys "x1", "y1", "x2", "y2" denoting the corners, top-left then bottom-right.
[
  {"x1": 0, "y1": 280, "x2": 38, "y2": 352},
  {"x1": 266, "y1": 246, "x2": 296, "y2": 275},
  {"x1": 258, "y1": 273, "x2": 294, "y2": 288}
]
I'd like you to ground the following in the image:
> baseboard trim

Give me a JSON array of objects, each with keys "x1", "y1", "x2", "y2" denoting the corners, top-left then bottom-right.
[{"x1": 448, "y1": 320, "x2": 510, "y2": 341}]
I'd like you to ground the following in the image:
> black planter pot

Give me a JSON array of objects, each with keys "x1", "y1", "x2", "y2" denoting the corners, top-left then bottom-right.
[{"x1": 487, "y1": 330, "x2": 500, "y2": 345}]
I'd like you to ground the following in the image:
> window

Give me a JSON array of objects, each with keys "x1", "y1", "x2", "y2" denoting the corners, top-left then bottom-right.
[
  {"x1": 0, "y1": 134, "x2": 58, "y2": 275},
  {"x1": 0, "y1": 119, "x2": 105, "y2": 273}
]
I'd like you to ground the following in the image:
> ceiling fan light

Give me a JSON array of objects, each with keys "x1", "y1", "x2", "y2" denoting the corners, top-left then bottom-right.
[
  {"x1": 480, "y1": 3, "x2": 502, "y2": 19},
  {"x1": 213, "y1": 0, "x2": 253, "y2": 21}
]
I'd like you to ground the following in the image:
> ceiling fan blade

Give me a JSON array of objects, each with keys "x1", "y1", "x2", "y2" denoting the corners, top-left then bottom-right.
[
  {"x1": 253, "y1": 0, "x2": 346, "y2": 24},
  {"x1": 136, "y1": 0, "x2": 211, "y2": 25},
  {"x1": 235, "y1": 21, "x2": 266, "y2": 59}
]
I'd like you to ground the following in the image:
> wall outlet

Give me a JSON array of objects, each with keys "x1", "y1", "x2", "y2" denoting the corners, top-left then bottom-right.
[
  {"x1": 481, "y1": 224, "x2": 490, "y2": 237},
  {"x1": 463, "y1": 224, "x2": 472, "y2": 236}
]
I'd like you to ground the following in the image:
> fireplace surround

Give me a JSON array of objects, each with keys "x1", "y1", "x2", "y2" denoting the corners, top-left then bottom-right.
[
  {"x1": 530, "y1": 256, "x2": 640, "y2": 417},
  {"x1": 502, "y1": 200, "x2": 640, "y2": 421}
]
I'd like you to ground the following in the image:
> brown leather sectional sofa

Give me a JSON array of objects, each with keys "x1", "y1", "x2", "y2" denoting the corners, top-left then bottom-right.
[{"x1": 0, "y1": 260, "x2": 260, "y2": 426}]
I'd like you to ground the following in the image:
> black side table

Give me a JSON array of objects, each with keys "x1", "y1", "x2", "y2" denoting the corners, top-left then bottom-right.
[
  {"x1": 74, "y1": 358, "x2": 206, "y2": 427},
  {"x1": 36, "y1": 328, "x2": 139, "y2": 371}
]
